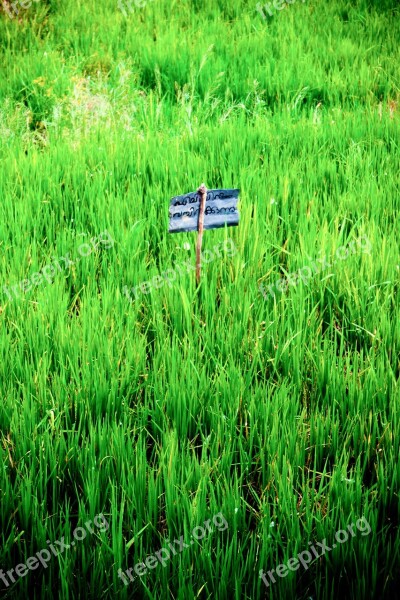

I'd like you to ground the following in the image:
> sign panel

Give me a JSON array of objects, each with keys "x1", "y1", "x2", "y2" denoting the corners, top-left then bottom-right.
[{"x1": 168, "y1": 188, "x2": 240, "y2": 234}]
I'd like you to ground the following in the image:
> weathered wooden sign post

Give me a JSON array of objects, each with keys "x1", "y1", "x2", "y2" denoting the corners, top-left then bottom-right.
[{"x1": 168, "y1": 184, "x2": 240, "y2": 284}]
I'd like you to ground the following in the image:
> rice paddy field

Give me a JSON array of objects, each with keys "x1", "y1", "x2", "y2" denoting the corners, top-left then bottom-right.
[{"x1": 0, "y1": 0, "x2": 399, "y2": 598}]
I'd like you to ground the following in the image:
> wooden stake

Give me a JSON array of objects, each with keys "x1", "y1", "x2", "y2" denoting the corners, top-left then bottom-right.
[{"x1": 196, "y1": 183, "x2": 207, "y2": 285}]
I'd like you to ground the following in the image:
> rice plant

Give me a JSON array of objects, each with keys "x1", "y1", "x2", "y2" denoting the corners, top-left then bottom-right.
[{"x1": 0, "y1": 0, "x2": 399, "y2": 598}]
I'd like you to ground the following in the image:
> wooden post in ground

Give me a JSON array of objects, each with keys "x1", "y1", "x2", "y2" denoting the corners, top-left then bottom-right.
[{"x1": 196, "y1": 183, "x2": 207, "y2": 285}]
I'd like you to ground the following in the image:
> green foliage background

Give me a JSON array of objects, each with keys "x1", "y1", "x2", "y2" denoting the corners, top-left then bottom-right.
[{"x1": 0, "y1": 0, "x2": 399, "y2": 598}]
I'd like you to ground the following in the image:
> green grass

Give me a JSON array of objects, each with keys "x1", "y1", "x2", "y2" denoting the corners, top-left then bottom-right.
[{"x1": 0, "y1": 0, "x2": 399, "y2": 598}]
